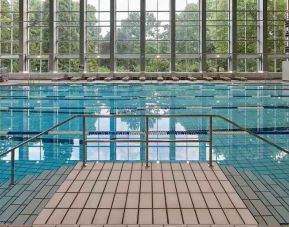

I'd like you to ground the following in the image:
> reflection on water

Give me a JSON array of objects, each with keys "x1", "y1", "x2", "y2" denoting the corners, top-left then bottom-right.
[{"x1": 0, "y1": 84, "x2": 289, "y2": 183}]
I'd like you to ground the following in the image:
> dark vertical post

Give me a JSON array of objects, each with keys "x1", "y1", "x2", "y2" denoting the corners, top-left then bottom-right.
[
  {"x1": 145, "y1": 116, "x2": 149, "y2": 167},
  {"x1": 230, "y1": 0, "x2": 237, "y2": 72},
  {"x1": 110, "y1": 0, "x2": 115, "y2": 72},
  {"x1": 140, "y1": 0, "x2": 146, "y2": 73},
  {"x1": 170, "y1": 0, "x2": 176, "y2": 73},
  {"x1": 80, "y1": 0, "x2": 87, "y2": 72},
  {"x1": 11, "y1": 149, "x2": 15, "y2": 185},
  {"x1": 200, "y1": 0, "x2": 207, "y2": 72},
  {"x1": 82, "y1": 116, "x2": 86, "y2": 167},
  {"x1": 49, "y1": 0, "x2": 57, "y2": 72},
  {"x1": 19, "y1": 0, "x2": 28, "y2": 72},
  {"x1": 208, "y1": 116, "x2": 213, "y2": 167}
]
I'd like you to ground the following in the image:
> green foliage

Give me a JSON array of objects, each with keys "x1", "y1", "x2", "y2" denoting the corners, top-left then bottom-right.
[{"x1": 0, "y1": 0, "x2": 287, "y2": 73}]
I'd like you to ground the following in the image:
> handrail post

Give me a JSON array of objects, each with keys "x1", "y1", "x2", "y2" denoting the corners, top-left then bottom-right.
[
  {"x1": 145, "y1": 116, "x2": 149, "y2": 167},
  {"x1": 208, "y1": 116, "x2": 213, "y2": 167},
  {"x1": 11, "y1": 149, "x2": 15, "y2": 185},
  {"x1": 82, "y1": 116, "x2": 87, "y2": 167}
]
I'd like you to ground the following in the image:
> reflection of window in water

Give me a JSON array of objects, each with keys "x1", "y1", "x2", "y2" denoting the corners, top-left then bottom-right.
[
  {"x1": 2, "y1": 149, "x2": 19, "y2": 161},
  {"x1": 28, "y1": 141, "x2": 44, "y2": 161},
  {"x1": 150, "y1": 118, "x2": 170, "y2": 161},
  {"x1": 116, "y1": 145, "x2": 140, "y2": 160}
]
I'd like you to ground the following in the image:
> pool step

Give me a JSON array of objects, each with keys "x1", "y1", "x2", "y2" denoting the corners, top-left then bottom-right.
[
  {"x1": 221, "y1": 164, "x2": 289, "y2": 225},
  {"x1": 0, "y1": 166, "x2": 73, "y2": 224}
]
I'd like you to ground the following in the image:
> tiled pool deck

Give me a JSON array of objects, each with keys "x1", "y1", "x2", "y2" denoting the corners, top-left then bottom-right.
[{"x1": 33, "y1": 162, "x2": 257, "y2": 226}]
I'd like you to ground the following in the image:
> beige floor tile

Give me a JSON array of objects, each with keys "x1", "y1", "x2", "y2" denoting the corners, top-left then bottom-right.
[
  {"x1": 33, "y1": 209, "x2": 54, "y2": 224},
  {"x1": 153, "y1": 181, "x2": 164, "y2": 193},
  {"x1": 173, "y1": 170, "x2": 185, "y2": 180},
  {"x1": 163, "y1": 171, "x2": 174, "y2": 181},
  {"x1": 80, "y1": 181, "x2": 95, "y2": 193},
  {"x1": 87, "y1": 170, "x2": 100, "y2": 181},
  {"x1": 153, "y1": 193, "x2": 166, "y2": 208},
  {"x1": 92, "y1": 209, "x2": 110, "y2": 224},
  {"x1": 123, "y1": 209, "x2": 138, "y2": 224},
  {"x1": 98, "y1": 193, "x2": 114, "y2": 208},
  {"x1": 186, "y1": 181, "x2": 201, "y2": 193},
  {"x1": 238, "y1": 209, "x2": 258, "y2": 224},
  {"x1": 224, "y1": 209, "x2": 244, "y2": 225},
  {"x1": 176, "y1": 181, "x2": 189, "y2": 193},
  {"x1": 210, "y1": 209, "x2": 229, "y2": 225},
  {"x1": 109, "y1": 170, "x2": 121, "y2": 180},
  {"x1": 92, "y1": 181, "x2": 106, "y2": 193},
  {"x1": 129, "y1": 181, "x2": 140, "y2": 193},
  {"x1": 182, "y1": 209, "x2": 198, "y2": 224},
  {"x1": 198, "y1": 181, "x2": 213, "y2": 193},
  {"x1": 77, "y1": 209, "x2": 96, "y2": 224},
  {"x1": 152, "y1": 170, "x2": 163, "y2": 180},
  {"x1": 47, "y1": 209, "x2": 68, "y2": 224},
  {"x1": 215, "y1": 193, "x2": 234, "y2": 208},
  {"x1": 153, "y1": 209, "x2": 168, "y2": 224},
  {"x1": 138, "y1": 209, "x2": 152, "y2": 224},
  {"x1": 183, "y1": 171, "x2": 196, "y2": 180},
  {"x1": 126, "y1": 193, "x2": 139, "y2": 208},
  {"x1": 57, "y1": 193, "x2": 77, "y2": 208},
  {"x1": 62, "y1": 209, "x2": 82, "y2": 224},
  {"x1": 190, "y1": 193, "x2": 207, "y2": 208},
  {"x1": 85, "y1": 193, "x2": 101, "y2": 209},
  {"x1": 139, "y1": 193, "x2": 152, "y2": 208},
  {"x1": 112, "y1": 194, "x2": 127, "y2": 209},
  {"x1": 71, "y1": 193, "x2": 90, "y2": 208},
  {"x1": 68, "y1": 181, "x2": 85, "y2": 193},
  {"x1": 178, "y1": 193, "x2": 193, "y2": 208},
  {"x1": 167, "y1": 209, "x2": 183, "y2": 224},
  {"x1": 116, "y1": 181, "x2": 129, "y2": 193},
  {"x1": 104, "y1": 181, "x2": 118, "y2": 193},
  {"x1": 203, "y1": 193, "x2": 221, "y2": 208},
  {"x1": 141, "y1": 180, "x2": 152, "y2": 192},
  {"x1": 108, "y1": 209, "x2": 124, "y2": 224},
  {"x1": 142, "y1": 170, "x2": 152, "y2": 181},
  {"x1": 196, "y1": 209, "x2": 213, "y2": 224},
  {"x1": 228, "y1": 193, "x2": 247, "y2": 208},
  {"x1": 164, "y1": 181, "x2": 176, "y2": 192},
  {"x1": 46, "y1": 193, "x2": 64, "y2": 208},
  {"x1": 166, "y1": 193, "x2": 179, "y2": 208},
  {"x1": 120, "y1": 170, "x2": 131, "y2": 180}
]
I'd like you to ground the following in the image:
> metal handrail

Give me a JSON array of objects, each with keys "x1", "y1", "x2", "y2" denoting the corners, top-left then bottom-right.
[{"x1": 1, "y1": 114, "x2": 288, "y2": 185}]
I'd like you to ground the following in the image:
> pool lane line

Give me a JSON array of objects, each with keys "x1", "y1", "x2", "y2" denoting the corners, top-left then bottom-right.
[
  {"x1": 2, "y1": 128, "x2": 289, "y2": 136},
  {"x1": 0, "y1": 93, "x2": 287, "y2": 99},
  {"x1": 0, "y1": 106, "x2": 274, "y2": 111}
]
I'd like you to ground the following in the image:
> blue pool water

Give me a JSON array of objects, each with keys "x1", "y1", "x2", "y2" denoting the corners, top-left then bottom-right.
[{"x1": 0, "y1": 83, "x2": 289, "y2": 184}]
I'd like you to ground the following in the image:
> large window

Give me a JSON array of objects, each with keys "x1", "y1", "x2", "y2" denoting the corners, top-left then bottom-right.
[
  {"x1": 176, "y1": 0, "x2": 200, "y2": 72},
  {"x1": 146, "y1": 0, "x2": 170, "y2": 72},
  {"x1": 237, "y1": 0, "x2": 258, "y2": 72},
  {"x1": 57, "y1": 0, "x2": 80, "y2": 72},
  {"x1": 0, "y1": 0, "x2": 288, "y2": 74},
  {"x1": 268, "y1": 0, "x2": 287, "y2": 72},
  {"x1": 27, "y1": 0, "x2": 49, "y2": 72},
  {"x1": 0, "y1": 0, "x2": 19, "y2": 72},
  {"x1": 206, "y1": 0, "x2": 229, "y2": 72},
  {"x1": 86, "y1": 0, "x2": 110, "y2": 72},
  {"x1": 116, "y1": 0, "x2": 140, "y2": 72}
]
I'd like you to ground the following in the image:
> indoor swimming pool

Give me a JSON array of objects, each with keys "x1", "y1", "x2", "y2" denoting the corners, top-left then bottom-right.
[{"x1": 0, "y1": 83, "x2": 289, "y2": 183}]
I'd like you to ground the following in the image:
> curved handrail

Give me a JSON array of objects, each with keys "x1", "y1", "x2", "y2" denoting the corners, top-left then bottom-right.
[{"x1": 1, "y1": 114, "x2": 288, "y2": 158}]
